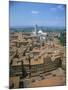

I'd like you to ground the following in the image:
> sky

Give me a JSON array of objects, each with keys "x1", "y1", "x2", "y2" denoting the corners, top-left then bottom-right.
[{"x1": 9, "y1": 1, "x2": 66, "y2": 28}]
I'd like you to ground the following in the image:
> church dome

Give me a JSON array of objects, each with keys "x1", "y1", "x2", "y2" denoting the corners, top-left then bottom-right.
[{"x1": 38, "y1": 30, "x2": 43, "y2": 34}]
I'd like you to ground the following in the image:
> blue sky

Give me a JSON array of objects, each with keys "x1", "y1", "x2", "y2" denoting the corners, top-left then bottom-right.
[{"x1": 9, "y1": 1, "x2": 66, "y2": 28}]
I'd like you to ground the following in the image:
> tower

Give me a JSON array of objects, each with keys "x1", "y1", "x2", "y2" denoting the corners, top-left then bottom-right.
[{"x1": 34, "y1": 24, "x2": 38, "y2": 35}]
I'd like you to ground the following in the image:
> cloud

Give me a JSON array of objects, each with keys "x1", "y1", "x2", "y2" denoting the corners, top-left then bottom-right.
[
  {"x1": 57, "y1": 5, "x2": 64, "y2": 10},
  {"x1": 31, "y1": 10, "x2": 39, "y2": 14},
  {"x1": 50, "y1": 7, "x2": 57, "y2": 11},
  {"x1": 50, "y1": 5, "x2": 64, "y2": 11},
  {"x1": 55, "y1": 16, "x2": 60, "y2": 20}
]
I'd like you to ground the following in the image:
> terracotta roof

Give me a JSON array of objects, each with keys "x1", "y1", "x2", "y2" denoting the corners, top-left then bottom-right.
[{"x1": 31, "y1": 76, "x2": 65, "y2": 87}]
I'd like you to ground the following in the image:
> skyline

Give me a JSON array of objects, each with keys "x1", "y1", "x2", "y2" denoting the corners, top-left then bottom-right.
[{"x1": 9, "y1": 1, "x2": 66, "y2": 28}]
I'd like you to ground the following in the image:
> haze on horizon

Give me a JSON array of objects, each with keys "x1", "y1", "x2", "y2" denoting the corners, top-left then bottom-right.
[{"x1": 9, "y1": 1, "x2": 66, "y2": 28}]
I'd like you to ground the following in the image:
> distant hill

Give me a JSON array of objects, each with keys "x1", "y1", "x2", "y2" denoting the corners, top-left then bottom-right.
[{"x1": 10, "y1": 26, "x2": 66, "y2": 32}]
